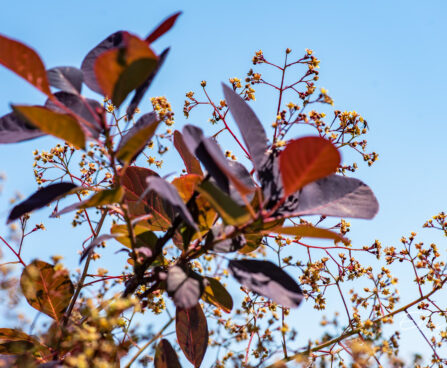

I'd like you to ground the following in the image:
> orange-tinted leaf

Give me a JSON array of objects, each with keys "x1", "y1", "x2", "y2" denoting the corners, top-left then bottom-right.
[
  {"x1": 176, "y1": 304, "x2": 208, "y2": 367},
  {"x1": 154, "y1": 339, "x2": 181, "y2": 368},
  {"x1": 13, "y1": 105, "x2": 86, "y2": 149},
  {"x1": 20, "y1": 260, "x2": 74, "y2": 322},
  {"x1": 172, "y1": 174, "x2": 202, "y2": 202},
  {"x1": 202, "y1": 277, "x2": 233, "y2": 313},
  {"x1": 0, "y1": 34, "x2": 52, "y2": 96},
  {"x1": 94, "y1": 32, "x2": 157, "y2": 107},
  {"x1": 270, "y1": 225, "x2": 349, "y2": 245},
  {"x1": 173, "y1": 130, "x2": 203, "y2": 176},
  {"x1": 0, "y1": 329, "x2": 49, "y2": 356},
  {"x1": 121, "y1": 166, "x2": 174, "y2": 231},
  {"x1": 279, "y1": 137, "x2": 340, "y2": 197},
  {"x1": 145, "y1": 12, "x2": 182, "y2": 44}
]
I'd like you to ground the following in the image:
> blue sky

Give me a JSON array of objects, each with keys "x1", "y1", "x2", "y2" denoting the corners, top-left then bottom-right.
[{"x1": 1, "y1": 0, "x2": 447, "y2": 365}]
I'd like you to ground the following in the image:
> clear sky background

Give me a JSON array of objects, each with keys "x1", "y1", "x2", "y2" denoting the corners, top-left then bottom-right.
[{"x1": 1, "y1": 0, "x2": 447, "y2": 366}]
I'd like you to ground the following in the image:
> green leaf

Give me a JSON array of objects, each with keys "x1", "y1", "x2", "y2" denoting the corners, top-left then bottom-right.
[
  {"x1": 0, "y1": 34, "x2": 52, "y2": 96},
  {"x1": 154, "y1": 339, "x2": 182, "y2": 368},
  {"x1": 13, "y1": 105, "x2": 86, "y2": 149},
  {"x1": 197, "y1": 181, "x2": 251, "y2": 226},
  {"x1": 116, "y1": 112, "x2": 160, "y2": 164},
  {"x1": 176, "y1": 304, "x2": 208, "y2": 368},
  {"x1": 270, "y1": 225, "x2": 349, "y2": 245},
  {"x1": 0, "y1": 329, "x2": 49, "y2": 357},
  {"x1": 20, "y1": 260, "x2": 74, "y2": 322},
  {"x1": 202, "y1": 277, "x2": 233, "y2": 313},
  {"x1": 55, "y1": 187, "x2": 124, "y2": 215}
]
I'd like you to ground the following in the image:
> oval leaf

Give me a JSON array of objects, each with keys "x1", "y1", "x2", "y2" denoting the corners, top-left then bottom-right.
[
  {"x1": 47, "y1": 66, "x2": 83, "y2": 95},
  {"x1": 176, "y1": 304, "x2": 208, "y2": 368},
  {"x1": 167, "y1": 265, "x2": 204, "y2": 309},
  {"x1": 116, "y1": 112, "x2": 160, "y2": 164},
  {"x1": 0, "y1": 34, "x2": 52, "y2": 96},
  {"x1": 279, "y1": 137, "x2": 341, "y2": 197},
  {"x1": 278, "y1": 175, "x2": 379, "y2": 219},
  {"x1": 173, "y1": 130, "x2": 203, "y2": 176},
  {"x1": 13, "y1": 105, "x2": 86, "y2": 149},
  {"x1": 154, "y1": 339, "x2": 181, "y2": 368},
  {"x1": 122, "y1": 166, "x2": 174, "y2": 231},
  {"x1": 94, "y1": 32, "x2": 157, "y2": 107},
  {"x1": 20, "y1": 260, "x2": 74, "y2": 321},
  {"x1": 222, "y1": 83, "x2": 268, "y2": 172},
  {"x1": 202, "y1": 277, "x2": 233, "y2": 313},
  {"x1": 228, "y1": 259, "x2": 303, "y2": 308},
  {"x1": 0, "y1": 111, "x2": 45, "y2": 143},
  {"x1": 7, "y1": 182, "x2": 77, "y2": 223},
  {"x1": 172, "y1": 174, "x2": 202, "y2": 202}
]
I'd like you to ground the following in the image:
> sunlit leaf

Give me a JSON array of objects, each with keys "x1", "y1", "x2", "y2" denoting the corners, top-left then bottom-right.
[
  {"x1": 145, "y1": 176, "x2": 197, "y2": 229},
  {"x1": 270, "y1": 225, "x2": 349, "y2": 245},
  {"x1": 228, "y1": 259, "x2": 303, "y2": 308},
  {"x1": 20, "y1": 260, "x2": 74, "y2": 321},
  {"x1": 172, "y1": 174, "x2": 202, "y2": 202},
  {"x1": 173, "y1": 130, "x2": 203, "y2": 176},
  {"x1": 167, "y1": 265, "x2": 204, "y2": 309},
  {"x1": 279, "y1": 137, "x2": 340, "y2": 196},
  {"x1": 0, "y1": 34, "x2": 52, "y2": 96},
  {"x1": 121, "y1": 166, "x2": 174, "y2": 231},
  {"x1": 55, "y1": 187, "x2": 124, "y2": 216},
  {"x1": 47, "y1": 66, "x2": 83, "y2": 95},
  {"x1": 13, "y1": 105, "x2": 86, "y2": 149},
  {"x1": 154, "y1": 339, "x2": 181, "y2": 368},
  {"x1": 145, "y1": 12, "x2": 182, "y2": 44},
  {"x1": 116, "y1": 112, "x2": 160, "y2": 164},
  {"x1": 0, "y1": 111, "x2": 45, "y2": 143},
  {"x1": 127, "y1": 47, "x2": 169, "y2": 120},
  {"x1": 45, "y1": 91, "x2": 103, "y2": 138},
  {"x1": 7, "y1": 182, "x2": 77, "y2": 223},
  {"x1": 222, "y1": 83, "x2": 268, "y2": 171},
  {"x1": 0, "y1": 329, "x2": 49, "y2": 356},
  {"x1": 202, "y1": 277, "x2": 233, "y2": 313},
  {"x1": 94, "y1": 32, "x2": 158, "y2": 107},
  {"x1": 176, "y1": 304, "x2": 208, "y2": 367},
  {"x1": 197, "y1": 181, "x2": 251, "y2": 226},
  {"x1": 278, "y1": 175, "x2": 379, "y2": 219}
]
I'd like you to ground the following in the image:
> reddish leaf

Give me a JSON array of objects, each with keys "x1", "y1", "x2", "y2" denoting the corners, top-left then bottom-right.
[
  {"x1": 20, "y1": 260, "x2": 74, "y2": 322},
  {"x1": 47, "y1": 66, "x2": 83, "y2": 95},
  {"x1": 154, "y1": 339, "x2": 181, "y2": 368},
  {"x1": 173, "y1": 130, "x2": 203, "y2": 176},
  {"x1": 121, "y1": 166, "x2": 174, "y2": 231},
  {"x1": 0, "y1": 34, "x2": 52, "y2": 96},
  {"x1": 0, "y1": 328, "x2": 49, "y2": 357},
  {"x1": 176, "y1": 304, "x2": 208, "y2": 367},
  {"x1": 279, "y1": 137, "x2": 340, "y2": 197},
  {"x1": 94, "y1": 32, "x2": 157, "y2": 107},
  {"x1": 145, "y1": 12, "x2": 182, "y2": 44},
  {"x1": 172, "y1": 174, "x2": 202, "y2": 202}
]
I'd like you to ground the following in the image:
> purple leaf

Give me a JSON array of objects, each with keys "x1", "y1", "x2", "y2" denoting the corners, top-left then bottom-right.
[
  {"x1": 222, "y1": 83, "x2": 268, "y2": 172},
  {"x1": 80, "y1": 31, "x2": 126, "y2": 94},
  {"x1": 278, "y1": 175, "x2": 379, "y2": 219},
  {"x1": 7, "y1": 182, "x2": 77, "y2": 223},
  {"x1": 47, "y1": 66, "x2": 83, "y2": 95},
  {"x1": 167, "y1": 265, "x2": 204, "y2": 309},
  {"x1": 229, "y1": 259, "x2": 303, "y2": 308},
  {"x1": 0, "y1": 111, "x2": 45, "y2": 143}
]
